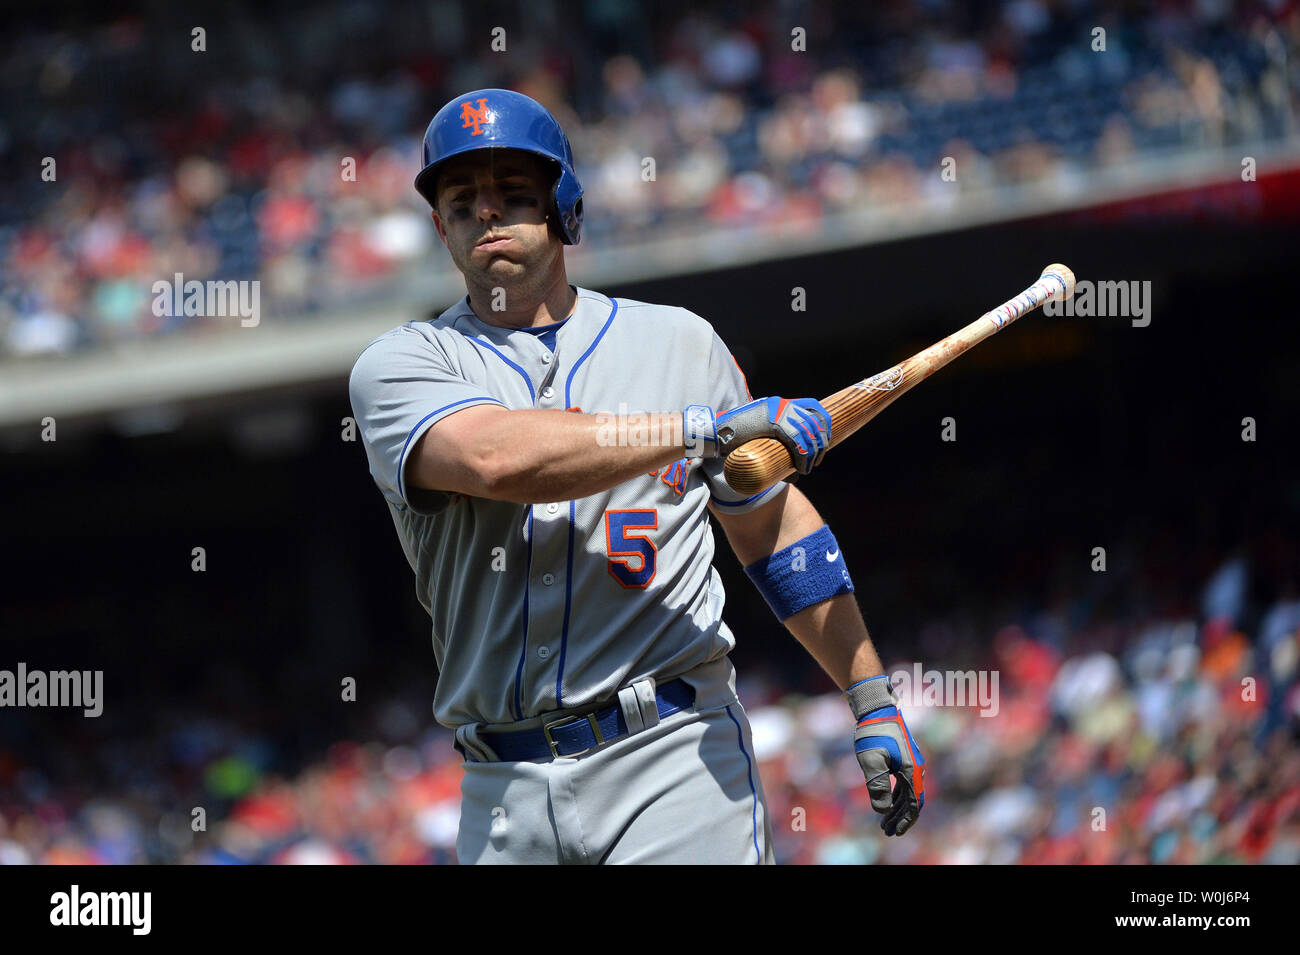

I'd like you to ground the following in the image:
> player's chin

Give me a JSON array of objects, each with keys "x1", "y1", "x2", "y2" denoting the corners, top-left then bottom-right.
[{"x1": 477, "y1": 253, "x2": 529, "y2": 277}]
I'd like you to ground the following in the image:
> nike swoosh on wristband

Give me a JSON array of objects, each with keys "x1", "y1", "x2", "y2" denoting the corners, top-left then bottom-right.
[{"x1": 826, "y1": 548, "x2": 839, "y2": 562}]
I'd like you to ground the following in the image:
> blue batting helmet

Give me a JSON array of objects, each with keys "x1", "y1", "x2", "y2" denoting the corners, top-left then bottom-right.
[{"x1": 414, "y1": 88, "x2": 585, "y2": 245}]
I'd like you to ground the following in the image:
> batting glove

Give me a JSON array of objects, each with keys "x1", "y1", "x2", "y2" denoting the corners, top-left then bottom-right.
[
  {"x1": 847, "y1": 675, "x2": 926, "y2": 837},
  {"x1": 683, "y1": 397, "x2": 831, "y2": 474}
]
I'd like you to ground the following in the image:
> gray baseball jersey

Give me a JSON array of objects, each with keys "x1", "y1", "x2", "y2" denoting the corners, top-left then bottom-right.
[{"x1": 348, "y1": 284, "x2": 787, "y2": 729}]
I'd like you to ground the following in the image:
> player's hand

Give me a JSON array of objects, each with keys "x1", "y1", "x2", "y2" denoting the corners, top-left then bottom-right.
[
  {"x1": 684, "y1": 397, "x2": 831, "y2": 474},
  {"x1": 848, "y1": 675, "x2": 926, "y2": 837}
]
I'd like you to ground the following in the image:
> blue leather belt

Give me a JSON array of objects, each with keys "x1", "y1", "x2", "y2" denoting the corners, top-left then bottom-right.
[{"x1": 479, "y1": 679, "x2": 695, "y2": 761}]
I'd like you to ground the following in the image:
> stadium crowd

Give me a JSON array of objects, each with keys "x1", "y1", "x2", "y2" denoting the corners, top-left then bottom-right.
[
  {"x1": 3, "y1": 0, "x2": 1297, "y2": 356},
  {"x1": 2, "y1": 539, "x2": 1296, "y2": 865}
]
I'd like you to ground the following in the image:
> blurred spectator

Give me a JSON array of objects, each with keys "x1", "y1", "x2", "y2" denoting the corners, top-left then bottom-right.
[
  {"x1": 2, "y1": 533, "x2": 1296, "y2": 864},
  {"x1": 2, "y1": 0, "x2": 1296, "y2": 357}
]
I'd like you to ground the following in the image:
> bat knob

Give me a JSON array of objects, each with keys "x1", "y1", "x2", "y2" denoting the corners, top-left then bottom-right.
[{"x1": 1042, "y1": 263, "x2": 1076, "y2": 301}]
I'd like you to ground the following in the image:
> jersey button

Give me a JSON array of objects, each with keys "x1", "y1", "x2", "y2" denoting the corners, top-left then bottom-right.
[
  {"x1": 545, "y1": 503, "x2": 559, "y2": 514},
  {"x1": 541, "y1": 352, "x2": 552, "y2": 364},
  {"x1": 541, "y1": 386, "x2": 554, "y2": 399},
  {"x1": 536, "y1": 645, "x2": 551, "y2": 660},
  {"x1": 542, "y1": 573, "x2": 555, "y2": 585}
]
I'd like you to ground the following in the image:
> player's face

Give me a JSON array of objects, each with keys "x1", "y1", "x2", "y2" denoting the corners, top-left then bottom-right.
[{"x1": 431, "y1": 150, "x2": 560, "y2": 285}]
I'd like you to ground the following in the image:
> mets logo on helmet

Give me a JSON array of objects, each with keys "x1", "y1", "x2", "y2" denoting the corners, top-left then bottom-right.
[{"x1": 460, "y1": 98, "x2": 492, "y2": 136}]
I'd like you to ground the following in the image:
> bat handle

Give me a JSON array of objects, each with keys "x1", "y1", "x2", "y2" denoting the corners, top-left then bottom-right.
[
  {"x1": 722, "y1": 436, "x2": 797, "y2": 497},
  {"x1": 722, "y1": 396, "x2": 856, "y2": 496}
]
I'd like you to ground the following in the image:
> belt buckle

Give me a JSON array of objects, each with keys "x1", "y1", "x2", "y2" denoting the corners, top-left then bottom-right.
[{"x1": 542, "y1": 711, "x2": 604, "y2": 758}]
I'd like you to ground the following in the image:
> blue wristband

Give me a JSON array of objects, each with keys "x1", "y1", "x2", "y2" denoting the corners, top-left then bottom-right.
[{"x1": 743, "y1": 524, "x2": 854, "y2": 621}]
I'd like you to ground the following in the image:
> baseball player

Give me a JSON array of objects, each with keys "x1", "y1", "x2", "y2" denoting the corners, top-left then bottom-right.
[{"x1": 349, "y1": 89, "x2": 924, "y2": 864}]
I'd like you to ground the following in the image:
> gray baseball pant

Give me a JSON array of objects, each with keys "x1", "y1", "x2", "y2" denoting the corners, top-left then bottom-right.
[{"x1": 453, "y1": 657, "x2": 775, "y2": 864}]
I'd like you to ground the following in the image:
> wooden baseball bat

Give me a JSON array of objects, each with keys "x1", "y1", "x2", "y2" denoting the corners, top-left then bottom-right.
[{"x1": 722, "y1": 263, "x2": 1076, "y2": 496}]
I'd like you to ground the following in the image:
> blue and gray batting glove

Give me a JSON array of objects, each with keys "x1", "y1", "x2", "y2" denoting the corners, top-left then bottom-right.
[
  {"x1": 847, "y1": 675, "x2": 926, "y2": 837},
  {"x1": 683, "y1": 397, "x2": 831, "y2": 474}
]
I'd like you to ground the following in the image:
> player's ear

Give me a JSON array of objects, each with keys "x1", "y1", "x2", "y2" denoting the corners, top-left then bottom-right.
[{"x1": 431, "y1": 208, "x2": 448, "y2": 247}]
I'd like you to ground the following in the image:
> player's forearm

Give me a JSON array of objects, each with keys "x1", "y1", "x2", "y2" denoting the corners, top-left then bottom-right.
[
  {"x1": 715, "y1": 485, "x2": 885, "y2": 690},
  {"x1": 467, "y1": 409, "x2": 688, "y2": 503},
  {"x1": 772, "y1": 493, "x2": 884, "y2": 689},
  {"x1": 782, "y1": 596, "x2": 885, "y2": 691}
]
